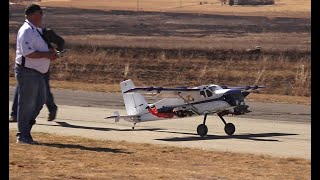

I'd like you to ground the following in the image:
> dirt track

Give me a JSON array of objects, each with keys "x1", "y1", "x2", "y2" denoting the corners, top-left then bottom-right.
[
  {"x1": 9, "y1": 5, "x2": 310, "y2": 37},
  {"x1": 9, "y1": 87, "x2": 311, "y2": 123},
  {"x1": 9, "y1": 87, "x2": 311, "y2": 159},
  {"x1": 8, "y1": 100, "x2": 311, "y2": 160}
]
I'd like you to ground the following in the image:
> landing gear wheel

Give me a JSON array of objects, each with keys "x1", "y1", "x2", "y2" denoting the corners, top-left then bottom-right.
[
  {"x1": 224, "y1": 123, "x2": 235, "y2": 135},
  {"x1": 132, "y1": 122, "x2": 137, "y2": 130},
  {"x1": 197, "y1": 124, "x2": 208, "y2": 137}
]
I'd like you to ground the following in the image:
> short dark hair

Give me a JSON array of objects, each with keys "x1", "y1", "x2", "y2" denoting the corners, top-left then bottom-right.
[{"x1": 25, "y1": 4, "x2": 42, "y2": 15}]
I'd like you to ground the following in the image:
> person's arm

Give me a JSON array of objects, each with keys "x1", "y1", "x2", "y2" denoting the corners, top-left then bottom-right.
[
  {"x1": 25, "y1": 50, "x2": 57, "y2": 61},
  {"x1": 20, "y1": 28, "x2": 58, "y2": 61}
]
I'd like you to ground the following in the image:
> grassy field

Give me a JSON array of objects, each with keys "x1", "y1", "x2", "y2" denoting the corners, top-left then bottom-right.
[
  {"x1": 9, "y1": 130, "x2": 311, "y2": 179},
  {"x1": 9, "y1": 45, "x2": 311, "y2": 97}
]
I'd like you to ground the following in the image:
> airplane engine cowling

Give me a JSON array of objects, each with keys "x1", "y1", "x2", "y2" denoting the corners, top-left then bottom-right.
[
  {"x1": 222, "y1": 90, "x2": 251, "y2": 115},
  {"x1": 223, "y1": 90, "x2": 245, "y2": 106}
]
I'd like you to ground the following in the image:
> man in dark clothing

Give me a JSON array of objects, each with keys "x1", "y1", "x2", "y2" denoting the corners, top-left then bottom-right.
[{"x1": 10, "y1": 25, "x2": 65, "y2": 123}]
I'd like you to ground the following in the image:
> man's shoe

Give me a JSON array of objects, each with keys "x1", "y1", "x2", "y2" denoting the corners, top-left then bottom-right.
[
  {"x1": 16, "y1": 140, "x2": 38, "y2": 144},
  {"x1": 9, "y1": 116, "x2": 17, "y2": 123},
  {"x1": 16, "y1": 136, "x2": 38, "y2": 144},
  {"x1": 48, "y1": 107, "x2": 57, "y2": 121}
]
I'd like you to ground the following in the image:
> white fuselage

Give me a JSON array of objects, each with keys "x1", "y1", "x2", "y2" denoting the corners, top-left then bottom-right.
[{"x1": 119, "y1": 80, "x2": 241, "y2": 122}]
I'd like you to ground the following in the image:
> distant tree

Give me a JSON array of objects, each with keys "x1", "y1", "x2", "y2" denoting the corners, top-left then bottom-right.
[{"x1": 229, "y1": 0, "x2": 234, "y2": 6}]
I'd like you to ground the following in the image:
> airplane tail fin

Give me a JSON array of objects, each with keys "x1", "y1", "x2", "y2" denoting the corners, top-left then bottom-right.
[{"x1": 120, "y1": 79, "x2": 149, "y2": 116}]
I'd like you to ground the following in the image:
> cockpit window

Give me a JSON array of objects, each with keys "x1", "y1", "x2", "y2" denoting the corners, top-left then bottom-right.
[
  {"x1": 200, "y1": 90, "x2": 206, "y2": 98},
  {"x1": 206, "y1": 90, "x2": 213, "y2": 97},
  {"x1": 209, "y1": 86, "x2": 219, "y2": 91}
]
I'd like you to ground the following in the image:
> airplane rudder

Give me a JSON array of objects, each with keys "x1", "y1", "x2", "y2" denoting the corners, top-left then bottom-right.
[{"x1": 120, "y1": 79, "x2": 135, "y2": 93}]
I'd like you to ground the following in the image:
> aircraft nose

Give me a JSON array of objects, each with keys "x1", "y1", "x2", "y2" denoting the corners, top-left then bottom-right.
[
  {"x1": 223, "y1": 90, "x2": 251, "y2": 115},
  {"x1": 222, "y1": 90, "x2": 245, "y2": 106}
]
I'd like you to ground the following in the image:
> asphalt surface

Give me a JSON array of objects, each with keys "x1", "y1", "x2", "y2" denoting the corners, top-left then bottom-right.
[
  {"x1": 9, "y1": 87, "x2": 311, "y2": 159},
  {"x1": 9, "y1": 87, "x2": 311, "y2": 123}
]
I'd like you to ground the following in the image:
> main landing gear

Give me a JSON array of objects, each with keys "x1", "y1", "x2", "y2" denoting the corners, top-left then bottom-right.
[
  {"x1": 197, "y1": 114, "x2": 208, "y2": 137},
  {"x1": 196, "y1": 113, "x2": 236, "y2": 137},
  {"x1": 218, "y1": 114, "x2": 236, "y2": 136}
]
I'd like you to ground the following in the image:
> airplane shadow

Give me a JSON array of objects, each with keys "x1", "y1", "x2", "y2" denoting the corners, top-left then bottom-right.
[
  {"x1": 35, "y1": 142, "x2": 132, "y2": 154},
  {"x1": 155, "y1": 132, "x2": 299, "y2": 142},
  {"x1": 36, "y1": 121, "x2": 166, "y2": 132},
  {"x1": 36, "y1": 122, "x2": 298, "y2": 142}
]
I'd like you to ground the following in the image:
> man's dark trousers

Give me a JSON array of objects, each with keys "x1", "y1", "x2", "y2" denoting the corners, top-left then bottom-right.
[
  {"x1": 11, "y1": 71, "x2": 57, "y2": 119},
  {"x1": 15, "y1": 65, "x2": 47, "y2": 141}
]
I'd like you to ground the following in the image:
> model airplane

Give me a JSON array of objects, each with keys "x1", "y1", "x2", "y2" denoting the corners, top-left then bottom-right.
[{"x1": 106, "y1": 79, "x2": 265, "y2": 137}]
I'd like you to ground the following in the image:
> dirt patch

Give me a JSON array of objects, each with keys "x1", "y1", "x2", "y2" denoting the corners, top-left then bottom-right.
[
  {"x1": 9, "y1": 4, "x2": 311, "y2": 37},
  {"x1": 35, "y1": 0, "x2": 310, "y2": 18},
  {"x1": 9, "y1": 130, "x2": 310, "y2": 179}
]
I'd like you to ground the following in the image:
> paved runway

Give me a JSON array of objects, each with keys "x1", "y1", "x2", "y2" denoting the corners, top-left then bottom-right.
[
  {"x1": 9, "y1": 88, "x2": 311, "y2": 159},
  {"x1": 9, "y1": 87, "x2": 311, "y2": 123}
]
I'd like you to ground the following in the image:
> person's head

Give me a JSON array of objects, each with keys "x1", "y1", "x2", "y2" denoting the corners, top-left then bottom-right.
[{"x1": 25, "y1": 4, "x2": 43, "y2": 27}]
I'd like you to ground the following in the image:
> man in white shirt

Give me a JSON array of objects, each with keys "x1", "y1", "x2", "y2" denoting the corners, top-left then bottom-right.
[
  {"x1": 15, "y1": 4, "x2": 58, "y2": 144},
  {"x1": 10, "y1": 27, "x2": 65, "y2": 123}
]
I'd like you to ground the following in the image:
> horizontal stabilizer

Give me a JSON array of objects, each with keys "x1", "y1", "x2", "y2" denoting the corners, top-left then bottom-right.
[
  {"x1": 105, "y1": 111, "x2": 140, "y2": 123},
  {"x1": 105, "y1": 111, "x2": 120, "y2": 122}
]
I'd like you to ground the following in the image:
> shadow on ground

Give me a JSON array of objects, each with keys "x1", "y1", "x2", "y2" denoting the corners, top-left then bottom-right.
[
  {"x1": 37, "y1": 121, "x2": 298, "y2": 142},
  {"x1": 35, "y1": 142, "x2": 132, "y2": 154},
  {"x1": 155, "y1": 132, "x2": 298, "y2": 142},
  {"x1": 37, "y1": 121, "x2": 166, "y2": 132}
]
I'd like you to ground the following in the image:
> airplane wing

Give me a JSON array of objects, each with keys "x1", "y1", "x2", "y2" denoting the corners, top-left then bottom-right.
[
  {"x1": 221, "y1": 85, "x2": 265, "y2": 91},
  {"x1": 123, "y1": 86, "x2": 200, "y2": 94},
  {"x1": 221, "y1": 85, "x2": 265, "y2": 97}
]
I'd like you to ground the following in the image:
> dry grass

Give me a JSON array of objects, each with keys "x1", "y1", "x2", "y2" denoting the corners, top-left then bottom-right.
[
  {"x1": 62, "y1": 33, "x2": 310, "y2": 52},
  {"x1": 9, "y1": 45, "x2": 310, "y2": 97},
  {"x1": 9, "y1": 130, "x2": 310, "y2": 179},
  {"x1": 9, "y1": 31, "x2": 311, "y2": 53},
  {"x1": 37, "y1": 0, "x2": 310, "y2": 18}
]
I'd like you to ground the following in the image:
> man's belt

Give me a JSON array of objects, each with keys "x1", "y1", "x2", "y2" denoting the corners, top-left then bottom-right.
[{"x1": 16, "y1": 63, "x2": 43, "y2": 75}]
